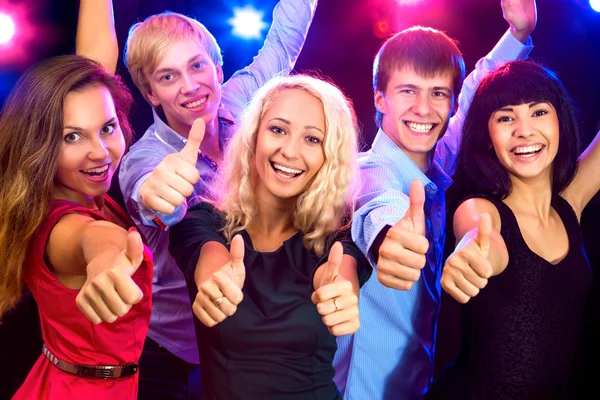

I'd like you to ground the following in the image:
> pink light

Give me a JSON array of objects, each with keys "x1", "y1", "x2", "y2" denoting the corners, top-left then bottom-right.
[
  {"x1": 396, "y1": 0, "x2": 424, "y2": 4},
  {"x1": 0, "y1": 13, "x2": 15, "y2": 44}
]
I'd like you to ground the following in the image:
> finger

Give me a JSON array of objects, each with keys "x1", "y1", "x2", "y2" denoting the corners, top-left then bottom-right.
[
  {"x1": 463, "y1": 252, "x2": 493, "y2": 280},
  {"x1": 213, "y1": 268, "x2": 244, "y2": 305},
  {"x1": 311, "y1": 280, "x2": 353, "y2": 304},
  {"x1": 76, "y1": 293, "x2": 102, "y2": 324},
  {"x1": 442, "y1": 280, "x2": 472, "y2": 304},
  {"x1": 377, "y1": 258, "x2": 422, "y2": 282},
  {"x1": 166, "y1": 172, "x2": 198, "y2": 197},
  {"x1": 453, "y1": 275, "x2": 480, "y2": 299},
  {"x1": 476, "y1": 212, "x2": 492, "y2": 258},
  {"x1": 328, "y1": 319, "x2": 361, "y2": 336},
  {"x1": 199, "y1": 295, "x2": 229, "y2": 323},
  {"x1": 378, "y1": 244, "x2": 427, "y2": 272},
  {"x1": 179, "y1": 118, "x2": 205, "y2": 165},
  {"x1": 383, "y1": 228, "x2": 429, "y2": 255},
  {"x1": 153, "y1": 185, "x2": 188, "y2": 209},
  {"x1": 192, "y1": 300, "x2": 218, "y2": 327},
  {"x1": 81, "y1": 288, "x2": 119, "y2": 323},
  {"x1": 316, "y1": 294, "x2": 358, "y2": 316},
  {"x1": 229, "y1": 235, "x2": 246, "y2": 288},
  {"x1": 113, "y1": 272, "x2": 144, "y2": 305},
  {"x1": 124, "y1": 229, "x2": 144, "y2": 274},
  {"x1": 322, "y1": 306, "x2": 359, "y2": 327},
  {"x1": 141, "y1": 194, "x2": 177, "y2": 215},
  {"x1": 377, "y1": 271, "x2": 417, "y2": 291}
]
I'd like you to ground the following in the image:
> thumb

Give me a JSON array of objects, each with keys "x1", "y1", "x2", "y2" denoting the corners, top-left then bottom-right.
[
  {"x1": 326, "y1": 241, "x2": 344, "y2": 284},
  {"x1": 179, "y1": 118, "x2": 205, "y2": 165},
  {"x1": 125, "y1": 228, "x2": 145, "y2": 275},
  {"x1": 397, "y1": 179, "x2": 425, "y2": 232},
  {"x1": 476, "y1": 212, "x2": 492, "y2": 258},
  {"x1": 229, "y1": 234, "x2": 246, "y2": 288}
]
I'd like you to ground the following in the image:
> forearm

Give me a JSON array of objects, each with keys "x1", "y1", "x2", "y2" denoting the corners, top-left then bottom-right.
[
  {"x1": 76, "y1": 0, "x2": 118, "y2": 73},
  {"x1": 80, "y1": 221, "x2": 128, "y2": 268},
  {"x1": 194, "y1": 241, "x2": 232, "y2": 286}
]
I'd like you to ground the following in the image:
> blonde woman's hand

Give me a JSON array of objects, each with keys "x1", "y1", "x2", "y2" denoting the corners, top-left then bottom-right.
[
  {"x1": 193, "y1": 235, "x2": 246, "y2": 327},
  {"x1": 312, "y1": 242, "x2": 360, "y2": 336}
]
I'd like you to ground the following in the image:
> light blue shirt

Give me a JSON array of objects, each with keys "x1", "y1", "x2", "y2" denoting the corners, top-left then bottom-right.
[
  {"x1": 333, "y1": 30, "x2": 533, "y2": 400},
  {"x1": 118, "y1": 0, "x2": 318, "y2": 364}
]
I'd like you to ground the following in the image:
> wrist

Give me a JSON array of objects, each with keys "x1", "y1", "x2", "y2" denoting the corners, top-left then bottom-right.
[{"x1": 510, "y1": 28, "x2": 532, "y2": 44}]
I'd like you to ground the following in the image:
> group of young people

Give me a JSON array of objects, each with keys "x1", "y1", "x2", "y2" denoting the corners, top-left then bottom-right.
[{"x1": 0, "y1": 0, "x2": 597, "y2": 399}]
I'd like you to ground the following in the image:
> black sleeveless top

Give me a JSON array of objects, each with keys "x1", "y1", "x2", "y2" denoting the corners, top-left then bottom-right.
[{"x1": 426, "y1": 195, "x2": 592, "y2": 400}]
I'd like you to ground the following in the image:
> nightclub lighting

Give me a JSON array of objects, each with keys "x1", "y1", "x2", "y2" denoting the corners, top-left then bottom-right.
[
  {"x1": 591, "y1": 0, "x2": 600, "y2": 12},
  {"x1": 228, "y1": 5, "x2": 268, "y2": 40},
  {"x1": 0, "y1": 13, "x2": 15, "y2": 44}
]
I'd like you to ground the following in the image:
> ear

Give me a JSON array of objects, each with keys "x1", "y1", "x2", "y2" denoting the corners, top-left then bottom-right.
[
  {"x1": 374, "y1": 89, "x2": 387, "y2": 115},
  {"x1": 146, "y1": 86, "x2": 161, "y2": 108},
  {"x1": 216, "y1": 64, "x2": 224, "y2": 84}
]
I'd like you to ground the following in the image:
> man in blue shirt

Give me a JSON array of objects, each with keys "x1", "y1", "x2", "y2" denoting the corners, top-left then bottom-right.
[
  {"x1": 117, "y1": 2, "x2": 318, "y2": 398},
  {"x1": 333, "y1": 1, "x2": 537, "y2": 399}
]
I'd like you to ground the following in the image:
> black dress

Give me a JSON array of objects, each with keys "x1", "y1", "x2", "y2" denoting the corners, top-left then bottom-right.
[
  {"x1": 426, "y1": 195, "x2": 592, "y2": 400},
  {"x1": 169, "y1": 202, "x2": 371, "y2": 400}
]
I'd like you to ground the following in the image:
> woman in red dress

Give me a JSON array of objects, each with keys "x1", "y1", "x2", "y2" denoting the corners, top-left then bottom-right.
[{"x1": 0, "y1": 54, "x2": 152, "y2": 399}]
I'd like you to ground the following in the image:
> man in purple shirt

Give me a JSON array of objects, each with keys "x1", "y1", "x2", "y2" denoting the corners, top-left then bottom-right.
[{"x1": 117, "y1": 2, "x2": 318, "y2": 398}]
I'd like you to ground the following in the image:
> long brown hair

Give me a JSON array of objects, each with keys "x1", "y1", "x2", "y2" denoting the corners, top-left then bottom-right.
[{"x1": 0, "y1": 55, "x2": 133, "y2": 320}]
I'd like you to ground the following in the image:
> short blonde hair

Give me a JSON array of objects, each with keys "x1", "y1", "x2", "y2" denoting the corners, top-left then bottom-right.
[
  {"x1": 124, "y1": 11, "x2": 223, "y2": 102},
  {"x1": 212, "y1": 74, "x2": 361, "y2": 256}
]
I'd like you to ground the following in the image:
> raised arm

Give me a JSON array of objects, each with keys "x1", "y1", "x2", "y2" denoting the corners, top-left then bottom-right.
[
  {"x1": 46, "y1": 215, "x2": 145, "y2": 324},
  {"x1": 221, "y1": 0, "x2": 318, "y2": 121},
  {"x1": 436, "y1": 0, "x2": 536, "y2": 176},
  {"x1": 440, "y1": 198, "x2": 509, "y2": 304},
  {"x1": 76, "y1": 0, "x2": 118, "y2": 74}
]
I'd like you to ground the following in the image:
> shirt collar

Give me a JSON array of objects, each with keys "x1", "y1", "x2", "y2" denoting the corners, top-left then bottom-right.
[{"x1": 370, "y1": 128, "x2": 452, "y2": 198}]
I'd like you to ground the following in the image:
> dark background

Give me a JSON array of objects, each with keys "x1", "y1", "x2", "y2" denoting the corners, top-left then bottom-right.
[{"x1": 0, "y1": 0, "x2": 599, "y2": 398}]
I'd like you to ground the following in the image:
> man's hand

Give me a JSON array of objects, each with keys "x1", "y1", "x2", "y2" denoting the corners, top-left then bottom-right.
[
  {"x1": 76, "y1": 228, "x2": 145, "y2": 324},
  {"x1": 193, "y1": 235, "x2": 246, "y2": 327},
  {"x1": 377, "y1": 179, "x2": 429, "y2": 290},
  {"x1": 312, "y1": 242, "x2": 360, "y2": 336},
  {"x1": 440, "y1": 212, "x2": 494, "y2": 304},
  {"x1": 139, "y1": 119, "x2": 205, "y2": 214},
  {"x1": 502, "y1": 0, "x2": 537, "y2": 43}
]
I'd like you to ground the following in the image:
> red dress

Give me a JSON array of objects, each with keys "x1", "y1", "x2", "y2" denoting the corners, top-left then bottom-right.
[{"x1": 12, "y1": 196, "x2": 153, "y2": 400}]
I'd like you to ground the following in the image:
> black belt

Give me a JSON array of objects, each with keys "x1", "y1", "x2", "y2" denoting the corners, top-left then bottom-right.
[{"x1": 42, "y1": 344, "x2": 139, "y2": 379}]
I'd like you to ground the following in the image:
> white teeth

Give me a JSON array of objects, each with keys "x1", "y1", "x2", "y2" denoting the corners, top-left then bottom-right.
[
  {"x1": 183, "y1": 97, "x2": 207, "y2": 109},
  {"x1": 84, "y1": 165, "x2": 109, "y2": 174},
  {"x1": 514, "y1": 144, "x2": 543, "y2": 155},
  {"x1": 273, "y1": 163, "x2": 303, "y2": 174},
  {"x1": 406, "y1": 122, "x2": 434, "y2": 133}
]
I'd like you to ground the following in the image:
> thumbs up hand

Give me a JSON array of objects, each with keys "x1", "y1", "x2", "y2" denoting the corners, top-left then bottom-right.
[
  {"x1": 311, "y1": 242, "x2": 360, "y2": 336},
  {"x1": 377, "y1": 179, "x2": 430, "y2": 291},
  {"x1": 77, "y1": 228, "x2": 146, "y2": 324},
  {"x1": 440, "y1": 212, "x2": 495, "y2": 304},
  {"x1": 139, "y1": 119, "x2": 205, "y2": 214},
  {"x1": 193, "y1": 235, "x2": 246, "y2": 327}
]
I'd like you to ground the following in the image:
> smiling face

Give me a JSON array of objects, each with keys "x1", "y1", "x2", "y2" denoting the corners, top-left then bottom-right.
[
  {"x1": 375, "y1": 66, "x2": 456, "y2": 170},
  {"x1": 488, "y1": 101, "x2": 560, "y2": 184},
  {"x1": 54, "y1": 85, "x2": 126, "y2": 207},
  {"x1": 254, "y1": 89, "x2": 326, "y2": 206},
  {"x1": 146, "y1": 39, "x2": 223, "y2": 137}
]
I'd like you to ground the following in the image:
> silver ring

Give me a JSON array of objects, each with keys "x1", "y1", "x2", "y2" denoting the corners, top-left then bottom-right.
[
  {"x1": 213, "y1": 296, "x2": 224, "y2": 309},
  {"x1": 333, "y1": 298, "x2": 340, "y2": 312}
]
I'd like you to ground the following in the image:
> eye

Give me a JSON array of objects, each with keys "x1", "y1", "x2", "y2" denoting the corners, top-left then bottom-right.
[
  {"x1": 192, "y1": 62, "x2": 205, "y2": 70},
  {"x1": 160, "y1": 74, "x2": 175, "y2": 82},
  {"x1": 400, "y1": 89, "x2": 416, "y2": 95},
  {"x1": 496, "y1": 115, "x2": 513, "y2": 123},
  {"x1": 269, "y1": 126, "x2": 285, "y2": 135},
  {"x1": 101, "y1": 123, "x2": 116, "y2": 135},
  {"x1": 305, "y1": 135, "x2": 322, "y2": 145},
  {"x1": 432, "y1": 91, "x2": 448, "y2": 98},
  {"x1": 532, "y1": 109, "x2": 548, "y2": 117},
  {"x1": 63, "y1": 132, "x2": 82, "y2": 143}
]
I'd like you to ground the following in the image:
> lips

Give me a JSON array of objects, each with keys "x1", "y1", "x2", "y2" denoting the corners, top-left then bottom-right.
[
  {"x1": 404, "y1": 120, "x2": 437, "y2": 134},
  {"x1": 181, "y1": 95, "x2": 208, "y2": 109},
  {"x1": 270, "y1": 161, "x2": 304, "y2": 179},
  {"x1": 80, "y1": 163, "x2": 110, "y2": 177}
]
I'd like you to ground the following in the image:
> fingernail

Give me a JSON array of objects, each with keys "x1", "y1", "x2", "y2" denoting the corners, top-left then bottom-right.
[{"x1": 128, "y1": 227, "x2": 137, "y2": 233}]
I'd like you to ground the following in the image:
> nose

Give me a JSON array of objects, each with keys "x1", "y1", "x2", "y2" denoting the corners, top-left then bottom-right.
[
  {"x1": 280, "y1": 135, "x2": 300, "y2": 159},
  {"x1": 89, "y1": 136, "x2": 110, "y2": 160},
  {"x1": 514, "y1": 117, "x2": 535, "y2": 138},
  {"x1": 181, "y1": 72, "x2": 200, "y2": 95},
  {"x1": 410, "y1": 92, "x2": 431, "y2": 116}
]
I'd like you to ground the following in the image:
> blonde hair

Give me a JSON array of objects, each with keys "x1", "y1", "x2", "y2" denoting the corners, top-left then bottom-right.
[
  {"x1": 124, "y1": 11, "x2": 223, "y2": 102},
  {"x1": 212, "y1": 74, "x2": 360, "y2": 256}
]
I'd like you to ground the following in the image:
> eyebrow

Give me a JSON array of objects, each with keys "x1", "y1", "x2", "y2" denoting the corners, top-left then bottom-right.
[
  {"x1": 269, "y1": 117, "x2": 324, "y2": 134},
  {"x1": 64, "y1": 117, "x2": 116, "y2": 131},
  {"x1": 496, "y1": 102, "x2": 548, "y2": 113},
  {"x1": 154, "y1": 55, "x2": 205, "y2": 75},
  {"x1": 393, "y1": 83, "x2": 452, "y2": 93}
]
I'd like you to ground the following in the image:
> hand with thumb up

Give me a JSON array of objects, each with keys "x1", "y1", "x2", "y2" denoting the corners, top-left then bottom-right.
[
  {"x1": 77, "y1": 228, "x2": 146, "y2": 324},
  {"x1": 193, "y1": 235, "x2": 246, "y2": 328},
  {"x1": 311, "y1": 242, "x2": 360, "y2": 336},
  {"x1": 440, "y1": 212, "x2": 496, "y2": 304},
  {"x1": 377, "y1": 179, "x2": 430, "y2": 291},
  {"x1": 139, "y1": 118, "x2": 205, "y2": 215}
]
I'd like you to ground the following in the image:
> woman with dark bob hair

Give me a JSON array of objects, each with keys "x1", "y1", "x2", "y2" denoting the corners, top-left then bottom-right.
[
  {"x1": 425, "y1": 60, "x2": 600, "y2": 399},
  {"x1": 0, "y1": 55, "x2": 152, "y2": 399}
]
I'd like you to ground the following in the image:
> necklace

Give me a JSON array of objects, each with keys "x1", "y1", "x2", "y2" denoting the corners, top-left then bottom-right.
[{"x1": 199, "y1": 150, "x2": 218, "y2": 172}]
